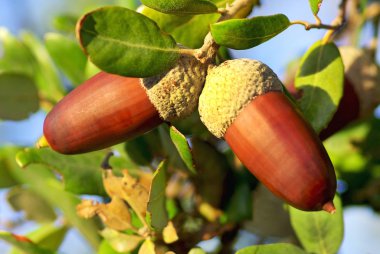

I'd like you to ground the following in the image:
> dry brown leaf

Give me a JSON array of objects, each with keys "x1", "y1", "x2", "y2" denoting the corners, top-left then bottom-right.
[
  {"x1": 76, "y1": 199, "x2": 99, "y2": 219},
  {"x1": 138, "y1": 238, "x2": 156, "y2": 254},
  {"x1": 162, "y1": 221, "x2": 179, "y2": 244},
  {"x1": 198, "y1": 202, "x2": 222, "y2": 222},
  {"x1": 98, "y1": 197, "x2": 133, "y2": 231},
  {"x1": 121, "y1": 170, "x2": 150, "y2": 219},
  {"x1": 103, "y1": 169, "x2": 124, "y2": 197},
  {"x1": 76, "y1": 197, "x2": 133, "y2": 231}
]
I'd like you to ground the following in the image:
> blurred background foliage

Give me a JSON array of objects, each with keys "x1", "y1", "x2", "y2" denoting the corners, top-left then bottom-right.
[{"x1": 0, "y1": 0, "x2": 379, "y2": 253}]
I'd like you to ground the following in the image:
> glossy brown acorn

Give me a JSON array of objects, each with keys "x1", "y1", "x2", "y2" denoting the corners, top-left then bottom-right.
[
  {"x1": 43, "y1": 72, "x2": 163, "y2": 154},
  {"x1": 43, "y1": 54, "x2": 208, "y2": 154},
  {"x1": 199, "y1": 59, "x2": 337, "y2": 212}
]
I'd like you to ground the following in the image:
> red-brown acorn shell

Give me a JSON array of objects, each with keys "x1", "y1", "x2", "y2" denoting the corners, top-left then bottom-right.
[
  {"x1": 199, "y1": 59, "x2": 337, "y2": 212},
  {"x1": 224, "y1": 92, "x2": 336, "y2": 212},
  {"x1": 43, "y1": 72, "x2": 162, "y2": 154}
]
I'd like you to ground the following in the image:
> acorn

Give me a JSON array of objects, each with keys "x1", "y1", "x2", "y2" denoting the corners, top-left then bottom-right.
[
  {"x1": 198, "y1": 59, "x2": 337, "y2": 212},
  {"x1": 43, "y1": 54, "x2": 207, "y2": 154}
]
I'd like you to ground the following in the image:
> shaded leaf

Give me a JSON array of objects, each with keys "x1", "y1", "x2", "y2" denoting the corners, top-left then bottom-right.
[
  {"x1": 169, "y1": 126, "x2": 196, "y2": 174},
  {"x1": 289, "y1": 196, "x2": 344, "y2": 254},
  {"x1": 0, "y1": 28, "x2": 36, "y2": 76},
  {"x1": 211, "y1": 14, "x2": 290, "y2": 49},
  {"x1": 138, "y1": 238, "x2": 155, "y2": 254},
  {"x1": 77, "y1": 6, "x2": 179, "y2": 77},
  {"x1": 244, "y1": 184, "x2": 293, "y2": 238},
  {"x1": 140, "y1": 6, "x2": 220, "y2": 48},
  {"x1": 45, "y1": 33, "x2": 87, "y2": 86},
  {"x1": 236, "y1": 243, "x2": 307, "y2": 254},
  {"x1": 0, "y1": 152, "x2": 18, "y2": 188},
  {"x1": 162, "y1": 221, "x2": 179, "y2": 244},
  {"x1": 16, "y1": 148, "x2": 108, "y2": 196},
  {"x1": 101, "y1": 228, "x2": 143, "y2": 253},
  {"x1": 0, "y1": 73, "x2": 39, "y2": 120},
  {"x1": 7, "y1": 186, "x2": 56, "y2": 223},
  {"x1": 191, "y1": 137, "x2": 228, "y2": 207},
  {"x1": 21, "y1": 32, "x2": 64, "y2": 103},
  {"x1": 9, "y1": 223, "x2": 68, "y2": 254},
  {"x1": 0, "y1": 231, "x2": 54, "y2": 254},
  {"x1": 148, "y1": 160, "x2": 169, "y2": 231},
  {"x1": 295, "y1": 40, "x2": 344, "y2": 133},
  {"x1": 141, "y1": 0, "x2": 217, "y2": 14},
  {"x1": 224, "y1": 172, "x2": 253, "y2": 223},
  {"x1": 124, "y1": 134, "x2": 156, "y2": 166},
  {"x1": 309, "y1": 0, "x2": 323, "y2": 15}
]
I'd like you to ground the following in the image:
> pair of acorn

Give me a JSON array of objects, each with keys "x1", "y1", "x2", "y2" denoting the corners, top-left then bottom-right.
[{"x1": 42, "y1": 54, "x2": 337, "y2": 213}]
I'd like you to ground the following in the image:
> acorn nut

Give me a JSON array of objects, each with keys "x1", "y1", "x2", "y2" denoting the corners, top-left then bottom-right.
[
  {"x1": 43, "y1": 54, "x2": 207, "y2": 154},
  {"x1": 199, "y1": 59, "x2": 337, "y2": 213}
]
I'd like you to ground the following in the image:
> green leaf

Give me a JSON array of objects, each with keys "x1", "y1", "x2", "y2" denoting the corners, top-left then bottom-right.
[
  {"x1": 16, "y1": 148, "x2": 109, "y2": 196},
  {"x1": 237, "y1": 243, "x2": 307, "y2": 254},
  {"x1": 7, "y1": 186, "x2": 56, "y2": 223},
  {"x1": 1, "y1": 146, "x2": 101, "y2": 249},
  {"x1": 141, "y1": 0, "x2": 217, "y2": 14},
  {"x1": 0, "y1": 231, "x2": 54, "y2": 254},
  {"x1": 147, "y1": 160, "x2": 169, "y2": 231},
  {"x1": 158, "y1": 125, "x2": 189, "y2": 171},
  {"x1": 309, "y1": 0, "x2": 323, "y2": 15},
  {"x1": 9, "y1": 223, "x2": 68, "y2": 254},
  {"x1": 295, "y1": 40, "x2": 344, "y2": 133},
  {"x1": 188, "y1": 248, "x2": 207, "y2": 254},
  {"x1": 77, "y1": 6, "x2": 180, "y2": 77},
  {"x1": 98, "y1": 240, "x2": 125, "y2": 254},
  {"x1": 169, "y1": 126, "x2": 196, "y2": 174},
  {"x1": 100, "y1": 228, "x2": 143, "y2": 253},
  {"x1": 0, "y1": 28, "x2": 36, "y2": 76},
  {"x1": 21, "y1": 32, "x2": 65, "y2": 103},
  {"x1": 0, "y1": 73, "x2": 39, "y2": 120},
  {"x1": 45, "y1": 33, "x2": 88, "y2": 86},
  {"x1": 211, "y1": 14, "x2": 290, "y2": 50},
  {"x1": 52, "y1": 14, "x2": 78, "y2": 34},
  {"x1": 289, "y1": 196, "x2": 344, "y2": 254},
  {"x1": 140, "y1": 6, "x2": 220, "y2": 48}
]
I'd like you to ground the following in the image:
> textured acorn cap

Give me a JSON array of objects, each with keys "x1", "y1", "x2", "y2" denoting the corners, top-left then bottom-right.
[
  {"x1": 339, "y1": 46, "x2": 380, "y2": 116},
  {"x1": 140, "y1": 54, "x2": 208, "y2": 122},
  {"x1": 199, "y1": 59, "x2": 283, "y2": 138}
]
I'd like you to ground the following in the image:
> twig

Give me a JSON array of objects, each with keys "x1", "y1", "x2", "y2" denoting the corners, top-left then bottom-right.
[
  {"x1": 196, "y1": 0, "x2": 253, "y2": 63},
  {"x1": 322, "y1": 0, "x2": 348, "y2": 43},
  {"x1": 291, "y1": 20, "x2": 340, "y2": 30}
]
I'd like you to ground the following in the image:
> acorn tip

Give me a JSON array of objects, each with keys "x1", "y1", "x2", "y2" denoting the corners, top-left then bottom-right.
[
  {"x1": 36, "y1": 136, "x2": 50, "y2": 149},
  {"x1": 322, "y1": 201, "x2": 336, "y2": 214}
]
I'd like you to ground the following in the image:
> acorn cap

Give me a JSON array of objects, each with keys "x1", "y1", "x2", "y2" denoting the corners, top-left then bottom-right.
[
  {"x1": 141, "y1": 53, "x2": 208, "y2": 122},
  {"x1": 198, "y1": 59, "x2": 283, "y2": 138},
  {"x1": 339, "y1": 46, "x2": 380, "y2": 116}
]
